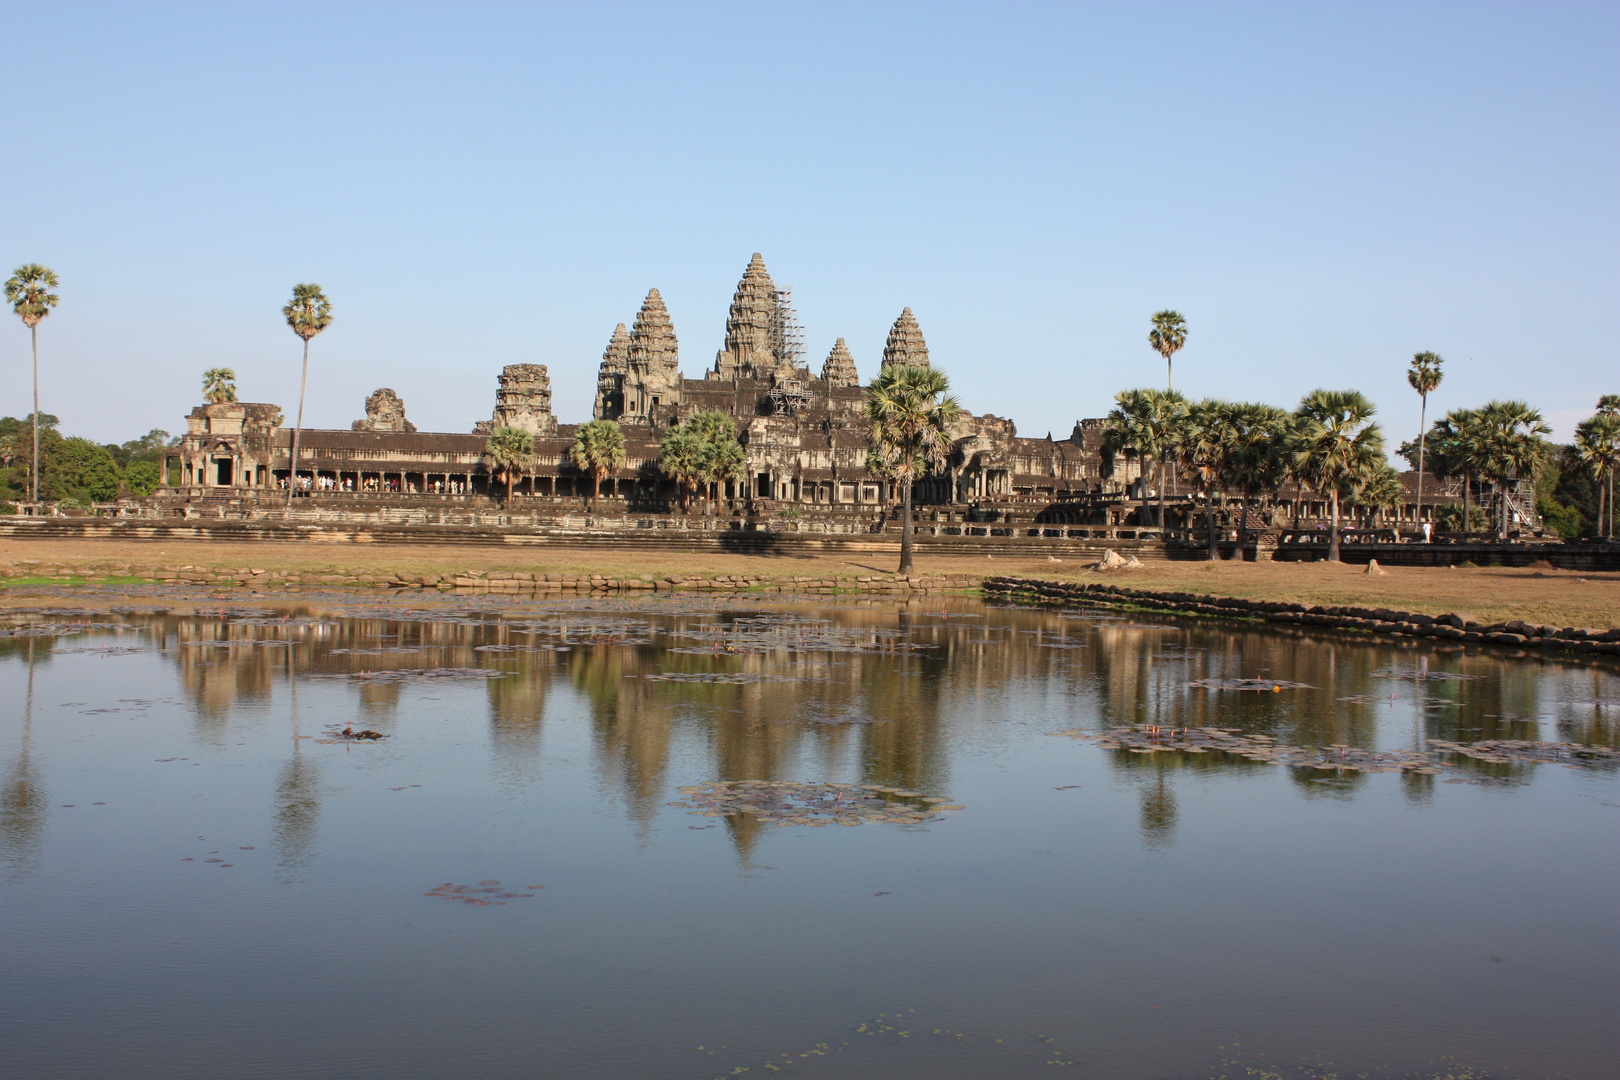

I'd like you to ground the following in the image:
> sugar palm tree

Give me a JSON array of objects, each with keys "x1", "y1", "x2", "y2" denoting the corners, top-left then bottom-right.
[
  {"x1": 570, "y1": 419, "x2": 625, "y2": 510},
  {"x1": 1220, "y1": 402, "x2": 1291, "y2": 546},
  {"x1": 657, "y1": 427, "x2": 705, "y2": 511},
  {"x1": 1348, "y1": 462, "x2": 1404, "y2": 528},
  {"x1": 5, "y1": 264, "x2": 60, "y2": 502},
  {"x1": 1178, "y1": 398, "x2": 1229, "y2": 558},
  {"x1": 202, "y1": 368, "x2": 237, "y2": 404},
  {"x1": 1420, "y1": 408, "x2": 1481, "y2": 536},
  {"x1": 282, "y1": 284, "x2": 333, "y2": 506},
  {"x1": 483, "y1": 425, "x2": 536, "y2": 503},
  {"x1": 1472, "y1": 400, "x2": 1550, "y2": 540},
  {"x1": 1406, "y1": 351, "x2": 1443, "y2": 529},
  {"x1": 1290, "y1": 389, "x2": 1384, "y2": 562},
  {"x1": 701, "y1": 438, "x2": 747, "y2": 507},
  {"x1": 1103, "y1": 389, "x2": 1182, "y2": 526},
  {"x1": 864, "y1": 364, "x2": 961, "y2": 574},
  {"x1": 684, "y1": 410, "x2": 745, "y2": 506},
  {"x1": 1573, "y1": 411, "x2": 1620, "y2": 538},
  {"x1": 1148, "y1": 310, "x2": 1187, "y2": 392}
]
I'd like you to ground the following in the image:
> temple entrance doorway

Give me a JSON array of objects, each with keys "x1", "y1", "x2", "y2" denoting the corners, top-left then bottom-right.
[{"x1": 213, "y1": 458, "x2": 234, "y2": 486}]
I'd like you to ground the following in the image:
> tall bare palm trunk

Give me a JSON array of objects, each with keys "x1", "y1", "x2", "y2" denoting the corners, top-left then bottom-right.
[
  {"x1": 899, "y1": 475, "x2": 915, "y2": 575},
  {"x1": 1206, "y1": 483, "x2": 1218, "y2": 560},
  {"x1": 1415, "y1": 394, "x2": 1427, "y2": 531},
  {"x1": 1156, "y1": 460, "x2": 1167, "y2": 527},
  {"x1": 1328, "y1": 489, "x2": 1341, "y2": 563},
  {"x1": 30, "y1": 325, "x2": 39, "y2": 503},
  {"x1": 287, "y1": 338, "x2": 310, "y2": 508}
]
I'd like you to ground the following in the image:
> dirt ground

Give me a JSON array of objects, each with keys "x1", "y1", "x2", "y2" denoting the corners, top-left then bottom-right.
[{"x1": 1, "y1": 537, "x2": 1616, "y2": 629}]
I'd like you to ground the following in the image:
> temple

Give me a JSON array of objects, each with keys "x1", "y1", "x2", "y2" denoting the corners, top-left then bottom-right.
[{"x1": 168, "y1": 252, "x2": 1120, "y2": 515}]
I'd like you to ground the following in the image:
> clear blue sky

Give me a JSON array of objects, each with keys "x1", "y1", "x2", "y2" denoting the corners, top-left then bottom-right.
[{"x1": 4, "y1": 1, "x2": 1615, "y2": 450}]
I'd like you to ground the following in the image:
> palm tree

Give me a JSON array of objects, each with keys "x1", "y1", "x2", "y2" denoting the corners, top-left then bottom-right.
[
  {"x1": 1472, "y1": 400, "x2": 1550, "y2": 540},
  {"x1": 1103, "y1": 389, "x2": 1160, "y2": 527},
  {"x1": 656, "y1": 428, "x2": 705, "y2": 511},
  {"x1": 684, "y1": 410, "x2": 746, "y2": 506},
  {"x1": 1421, "y1": 408, "x2": 1481, "y2": 536},
  {"x1": 701, "y1": 438, "x2": 747, "y2": 508},
  {"x1": 570, "y1": 419, "x2": 625, "y2": 510},
  {"x1": 864, "y1": 364, "x2": 961, "y2": 574},
  {"x1": 1290, "y1": 389, "x2": 1384, "y2": 562},
  {"x1": 1573, "y1": 411, "x2": 1620, "y2": 538},
  {"x1": 1178, "y1": 398, "x2": 1229, "y2": 558},
  {"x1": 483, "y1": 426, "x2": 536, "y2": 503},
  {"x1": 202, "y1": 368, "x2": 237, "y2": 403},
  {"x1": 282, "y1": 284, "x2": 333, "y2": 507},
  {"x1": 1145, "y1": 390, "x2": 1187, "y2": 525},
  {"x1": 1406, "y1": 351, "x2": 1443, "y2": 529},
  {"x1": 1148, "y1": 310, "x2": 1188, "y2": 391},
  {"x1": 1220, "y1": 402, "x2": 1291, "y2": 546},
  {"x1": 5, "y1": 264, "x2": 60, "y2": 503},
  {"x1": 1348, "y1": 462, "x2": 1404, "y2": 528}
]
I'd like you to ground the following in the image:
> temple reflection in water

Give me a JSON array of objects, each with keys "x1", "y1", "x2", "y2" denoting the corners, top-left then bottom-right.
[{"x1": 1, "y1": 596, "x2": 1616, "y2": 873}]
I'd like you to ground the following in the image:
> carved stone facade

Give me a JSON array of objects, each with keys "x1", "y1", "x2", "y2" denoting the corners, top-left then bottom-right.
[
  {"x1": 882, "y1": 307, "x2": 930, "y2": 368},
  {"x1": 486, "y1": 364, "x2": 557, "y2": 437},
  {"x1": 169, "y1": 253, "x2": 1109, "y2": 508},
  {"x1": 819, "y1": 338, "x2": 859, "y2": 388},
  {"x1": 353, "y1": 388, "x2": 416, "y2": 433},
  {"x1": 173, "y1": 402, "x2": 283, "y2": 488}
]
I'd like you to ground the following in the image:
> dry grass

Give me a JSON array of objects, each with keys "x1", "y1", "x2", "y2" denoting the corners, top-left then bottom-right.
[{"x1": 1, "y1": 537, "x2": 1616, "y2": 629}]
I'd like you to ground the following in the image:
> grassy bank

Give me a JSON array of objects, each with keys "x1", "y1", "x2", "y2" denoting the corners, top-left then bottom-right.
[{"x1": 1, "y1": 537, "x2": 1616, "y2": 629}]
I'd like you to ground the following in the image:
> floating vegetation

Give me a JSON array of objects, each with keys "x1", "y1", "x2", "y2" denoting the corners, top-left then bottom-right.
[
  {"x1": 1370, "y1": 668, "x2": 1485, "y2": 682},
  {"x1": 672, "y1": 622, "x2": 936, "y2": 656},
  {"x1": 668, "y1": 781, "x2": 962, "y2": 826},
  {"x1": 1427, "y1": 738, "x2": 1620, "y2": 766},
  {"x1": 52, "y1": 645, "x2": 145, "y2": 655},
  {"x1": 184, "y1": 640, "x2": 297, "y2": 650},
  {"x1": 317, "y1": 724, "x2": 388, "y2": 743},
  {"x1": 1, "y1": 620, "x2": 141, "y2": 638},
  {"x1": 471, "y1": 643, "x2": 572, "y2": 653},
  {"x1": 642, "y1": 671, "x2": 800, "y2": 685},
  {"x1": 309, "y1": 667, "x2": 508, "y2": 684},
  {"x1": 423, "y1": 880, "x2": 540, "y2": 906},
  {"x1": 1052, "y1": 725, "x2": 1619, "y2": 774},
  {"x1": 1187, "y1": 678, "x2": 1313, "y2": 691}
]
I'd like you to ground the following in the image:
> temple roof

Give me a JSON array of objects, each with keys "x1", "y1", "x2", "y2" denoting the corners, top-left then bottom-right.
[
  {"x1": 882, "y1": 307, "x2": 929, "y2": 368},
  {"x1": 820, "y1": 337, "x2": 859, "y2": 388},
  {"x1": 629, "y1": 289, "x2": 679, "y2": 374}
]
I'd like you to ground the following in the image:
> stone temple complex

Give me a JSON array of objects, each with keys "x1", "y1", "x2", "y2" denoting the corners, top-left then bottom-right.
[{"x1": 169, "y1": 253, "x2": 1129, "y2": 516}]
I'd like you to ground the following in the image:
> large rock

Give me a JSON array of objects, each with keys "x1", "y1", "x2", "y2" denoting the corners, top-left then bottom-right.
[{"x1": 1091, "y1": 549, "x2": 1129, "y2": 571}]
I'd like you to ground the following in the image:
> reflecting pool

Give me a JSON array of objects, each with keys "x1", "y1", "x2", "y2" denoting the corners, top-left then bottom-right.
[{"x1": 2, "y1": 594, "x2": 1616, "y2": 1079}]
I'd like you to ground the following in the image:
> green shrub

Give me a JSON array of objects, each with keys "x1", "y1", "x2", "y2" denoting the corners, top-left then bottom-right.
[
  {"x1": 123, "y1": 460, "x2": 161, "y2": 496},
  {"x1": 44, "y1": 437, "x2": 121, "y2": 503}
]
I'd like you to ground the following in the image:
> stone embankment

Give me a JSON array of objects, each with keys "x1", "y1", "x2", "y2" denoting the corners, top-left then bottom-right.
[
  {"x1": 983, "y1": 576, "x2": 1620, "y2": 658},
  {"x1": 0, "y1": 559, "x2": 977, "y2": 597}
]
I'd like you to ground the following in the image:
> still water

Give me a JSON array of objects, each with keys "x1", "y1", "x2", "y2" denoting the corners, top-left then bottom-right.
[{"x1": 2, "y1": 594, "x2": 1616, "y2": 1080}]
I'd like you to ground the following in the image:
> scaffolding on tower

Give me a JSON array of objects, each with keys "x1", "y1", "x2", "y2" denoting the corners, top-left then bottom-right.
[{"x1": 771, "y1": 284, "x2": 808, "y2": 372}]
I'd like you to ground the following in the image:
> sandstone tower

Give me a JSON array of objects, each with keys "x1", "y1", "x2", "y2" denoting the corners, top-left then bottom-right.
[
  {"x1": 353, "y1": 388, "x2": 416, "y2": 433},
  {"x1": 881, "y1": 307, "x2": 930, "y2": 368},
  {"x1": 614, "y1": 288, "x2": 682, "y2": 424},
  {"x1": 487, "y1": 363, "x2": 557, "y2": 436},
  {"x1": 592, "y1": 323, "x2": 630, "y2": 420},
  {"x1": 710, "y1": 253, "x2": 778, "y2": 380},
  {"x1": 819, "y1": 338, "x2": 859, "y2": 388}
]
